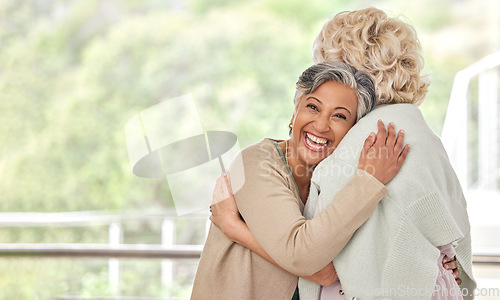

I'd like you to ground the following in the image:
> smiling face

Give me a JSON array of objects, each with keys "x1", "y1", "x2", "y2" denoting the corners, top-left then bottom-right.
[{"x1": 289, "y1": 80, "x2": 358, "y2": 170}]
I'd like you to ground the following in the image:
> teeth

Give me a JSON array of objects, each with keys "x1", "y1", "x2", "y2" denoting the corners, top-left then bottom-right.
[
  {"x1": 306, "y1": 133, "x2": 327, "y2": 145},
  {"x1": 305, "y1": 133, "x2": 328, "y2": 151}
]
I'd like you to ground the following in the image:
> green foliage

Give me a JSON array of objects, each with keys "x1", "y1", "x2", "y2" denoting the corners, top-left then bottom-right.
[
  {"x1": 0, "y1": 257, "x2": 198, "y2": 299},
  {"x1": 378, "y1": 0, "x2": 453, "y2": 30},
  {"x1": 78, "y1": 267, "x2": 114, "y2": 297},
  {"x1": 0, "y1": 1, "x2": 319, "y2": 212},
  {"x1": 0, "y1": 257, "x2": 105, "y2": 300},
  {"x1": 1, "y1": 0, "x2": 491, "y2": 212}
]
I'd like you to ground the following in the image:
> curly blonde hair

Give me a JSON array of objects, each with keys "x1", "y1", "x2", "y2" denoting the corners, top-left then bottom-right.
[{"x1": 313, "y1": 8, "x2": 430, "y2": 105}]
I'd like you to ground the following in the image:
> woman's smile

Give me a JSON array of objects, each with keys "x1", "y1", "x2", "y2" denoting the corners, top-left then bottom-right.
[{"x1": 303, "y1": 132, "x2": 331, "y2": 152}]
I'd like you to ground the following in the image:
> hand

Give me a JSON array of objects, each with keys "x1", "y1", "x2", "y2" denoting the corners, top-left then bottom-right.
[
  {"x1": 301, "y1": 263, "x2": 339, "y2": 287},
  {"x1": 357, "y1": 120, "x2": 410, "y2": 184},
  {"x1": 209, "y1": 172, "x2": 244, "y2": 242},
  {"x1": 443, "y1": 255, "x2": 462, "y2": 285}
]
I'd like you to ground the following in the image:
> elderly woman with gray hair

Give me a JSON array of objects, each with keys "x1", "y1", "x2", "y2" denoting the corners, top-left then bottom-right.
[{"x1": 191, "y1": 61, "x2": 410, "y2": 299}]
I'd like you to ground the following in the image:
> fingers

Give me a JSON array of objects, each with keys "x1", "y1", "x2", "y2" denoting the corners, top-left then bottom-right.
[
  {"x1": 211, "y1": 176, "x2": 222, "y2": 205},
  {"x1": 392, "y1": 127, "x2": 409, "y2": 167},
  {"x1": 442, "y1": 255, "x2": 458, "y2": 269},
  {"x1": 394, "y1": 129, "x2": 405, "y2": 154},
  {"x1": 222, "y1": 172, "x2": 232, "y2": 199},
  {"x1": 442, "y1": 255, "x2": 455, "y2": 264},
  {"x1": 376, "y1": 120, "x2": 404, "y2": 161},
  {"x1": 221, "y1": 173, "x2": 232, "y2": 200},
  {"x1": 223, "y1": 172, "x2": 231, "y2": 188},
  {"x1": 363, "y1": 132, "x2": 376, "y2": 150},
  {"x1": 209, "y1": 215, "x2": 220, "y2": 228},
  {"x1": 443, "y1": 259, "x2": 458, "y2": 271},
  {"x1": 212, "y1": 174, "x2": 230, "y2": 205},
  {"x1": 442, "y1": 255, "x2": 461, "y2": 285},
  {"x1": 443, "y1": 255, "x2": 457, "y2": 265},
  {"x1": 397, "y1": 144, "x2": 410, "y2": 166},
  {"x1": 386, "y1": 122, "x2": 396, "y2": 153},
  {"x1": 358, "y1": 120, "x2": 409, "y2": 184},
  {"x1": 375, "y1": 119, "x2": 387, "y2": 145},
  {"x1": 452, "y1": 267, "x2": 462, "y2": 285}
]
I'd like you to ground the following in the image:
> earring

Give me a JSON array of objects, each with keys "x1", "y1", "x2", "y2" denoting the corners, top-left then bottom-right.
[{"x1": 288, "y1": 122, "x2": 293, "y2": 136}]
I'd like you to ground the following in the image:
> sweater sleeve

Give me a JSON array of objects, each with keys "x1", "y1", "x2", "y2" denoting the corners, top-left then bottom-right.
[{"x1": 232, "y1": 144, "x2": 388, "y2": 276}]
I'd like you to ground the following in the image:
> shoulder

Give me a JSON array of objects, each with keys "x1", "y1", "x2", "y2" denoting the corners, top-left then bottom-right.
[
  {"x1": 354, "y1": 104, "x2": 441, "y2": 148},
  {"x1": 239, "y1": 138, "x2": 279, "y2": 160},
  {"x1": 364, "y1": 104, "x2": 427, "y2": 130},
  {"x1": 356, "y1": 104, "x2": 424, "y2": 128},
  {"x1": 233, "y1": 138, "x2": 284, "y2": 171},
  {"x1": 228, "y1": 138, "x2": 289, "y2": 187}
]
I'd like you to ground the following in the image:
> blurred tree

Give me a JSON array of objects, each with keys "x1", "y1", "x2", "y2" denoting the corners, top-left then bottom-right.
[{"x1": 0, "y1": 1, "x2": 314, "y2": 213}]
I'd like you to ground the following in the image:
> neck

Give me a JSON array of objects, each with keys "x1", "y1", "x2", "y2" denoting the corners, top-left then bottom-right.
[
  {"x1": 282, "y1": 140, "x2": 314, "y2": 202},
  {"x1": 287, "y1": 156, "x2": 314, "y2": 190}
]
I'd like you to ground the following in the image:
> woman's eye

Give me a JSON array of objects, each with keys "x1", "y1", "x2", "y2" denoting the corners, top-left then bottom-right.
[
  {"x1": 307, "y1": 104, "x2": 318, "y2": 111},
  {"x1": 333, "y1": 113, "x2": 347, "y2": 120}
]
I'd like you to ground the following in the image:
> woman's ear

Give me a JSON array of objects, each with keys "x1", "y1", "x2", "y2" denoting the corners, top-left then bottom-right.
[{"x1": 289, "y1": 115, "x2": 295, "y2": 136}]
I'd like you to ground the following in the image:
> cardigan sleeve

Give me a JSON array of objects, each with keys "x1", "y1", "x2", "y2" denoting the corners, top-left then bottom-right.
[{"x1": 232, "y1": 143, "x2": 388, "y2": 276}]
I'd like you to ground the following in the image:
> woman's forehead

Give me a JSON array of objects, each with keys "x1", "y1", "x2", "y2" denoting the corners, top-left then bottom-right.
[{"x1": 303, "y1": 81, "x2": 358, "y2": 108}]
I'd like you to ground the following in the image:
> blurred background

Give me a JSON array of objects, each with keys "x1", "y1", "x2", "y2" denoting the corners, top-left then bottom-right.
[{"x1": 0, "y1": 0, "x2": 498, "y2": 299}]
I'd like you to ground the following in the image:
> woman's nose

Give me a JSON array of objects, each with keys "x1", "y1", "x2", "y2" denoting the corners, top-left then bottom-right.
[{"x1": 312, "y1": 115, "x2": 330, "y2": 132}]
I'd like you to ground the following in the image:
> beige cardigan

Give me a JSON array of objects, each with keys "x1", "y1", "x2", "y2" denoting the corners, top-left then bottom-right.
[{"x1": 191, "y1": 138, "x2": 388, "y2": 300}]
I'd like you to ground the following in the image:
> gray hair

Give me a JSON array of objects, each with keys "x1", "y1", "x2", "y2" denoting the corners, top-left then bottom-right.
[{"x1": 294, "y1": 61, "x2": 376, "y2": 121}]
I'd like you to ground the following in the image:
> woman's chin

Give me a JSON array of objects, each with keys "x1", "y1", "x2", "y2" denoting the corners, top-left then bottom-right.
[{"x1": 299, "y1": 148, "x2": 332, "y2": 167}]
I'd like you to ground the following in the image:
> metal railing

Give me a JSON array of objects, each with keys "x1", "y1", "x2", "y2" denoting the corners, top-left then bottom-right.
[
  {"x1": 0, "y1": 210, "x2": 209, "y2": 258},
  {"x1": 0, "y1": 209, "x2": 499, "y2": 299},
  {"x1": 0, "y1": 210, "x2": 499, "y2": 263},
  {"x1": 0, "y1": 209, "x2": 209, "y2": 296},
  {"x1": 0, "y1": 243, "x2": 203, "y2": 258}
]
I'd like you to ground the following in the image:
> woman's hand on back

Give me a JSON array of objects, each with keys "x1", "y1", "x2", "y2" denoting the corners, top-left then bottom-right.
[
  {"x1": 210, "y1": 172, "x2": 244, "y2": 242},
  {"x1": 357, "y1": 120, "x2": 410, "y2": 184},
  {"x1": 443, "y1": 255, "x2": 462, "y2": 285}
]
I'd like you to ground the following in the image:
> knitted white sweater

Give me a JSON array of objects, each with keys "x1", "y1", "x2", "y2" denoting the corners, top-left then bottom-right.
[{"x1": 298, "y1": 104, "x2": 476, "y2": 300}]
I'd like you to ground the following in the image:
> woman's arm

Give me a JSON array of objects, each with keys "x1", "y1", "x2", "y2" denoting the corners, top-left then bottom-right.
[
  {"x1": 232, "y1": 222, "x2": 338, "y2": 286},
  {"x1": 211, "y1": 172, "x2": 462, "y2": 284},
  {"x1": 210, "y1": 174, "x2": 337, "y2": 286}
]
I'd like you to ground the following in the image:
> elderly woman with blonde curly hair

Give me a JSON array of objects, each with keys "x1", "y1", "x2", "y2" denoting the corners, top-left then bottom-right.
[
  {"x1": 301, "y1": 7, "x2": 476, "y2": 300},
  {"x1": 313, "y1": 7, "x2": 429, "y2": 106},
  {"x1": 198, "y1": 7, "x2": 476, "y2": 300}
]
